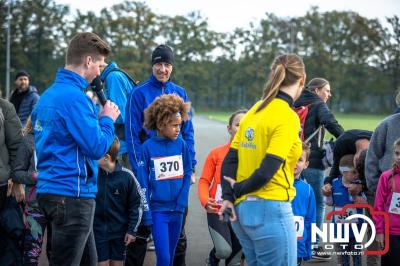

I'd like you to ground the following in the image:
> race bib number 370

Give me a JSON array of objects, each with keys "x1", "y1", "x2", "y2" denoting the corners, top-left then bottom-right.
[{"x1": 153, "y1": 155, "x2": 184, "y2": 181}]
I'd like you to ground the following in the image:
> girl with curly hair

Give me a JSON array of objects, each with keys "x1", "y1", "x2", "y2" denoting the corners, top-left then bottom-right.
[{"x1": 139, "y1": 94, "x2": 192, "y2": 266}]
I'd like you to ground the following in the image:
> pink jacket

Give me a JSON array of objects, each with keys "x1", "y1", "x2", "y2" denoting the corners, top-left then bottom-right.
[{"x1": 373, "y1": 168, "x2": 400, "y2": 235}]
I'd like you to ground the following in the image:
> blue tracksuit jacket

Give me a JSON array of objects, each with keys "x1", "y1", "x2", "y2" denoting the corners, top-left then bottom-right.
[
  {"x1": 291, "y1": 178, "x2": 316, "y2": 260},
  {"x1": 138, "y1": 136, "x2": 192, "y2": 225},
  {"x1": 31, "y1": 68, "x2": 115, "y2": 198},
  {"x1": 331, "y1": 176, "x2": 364, "y2": 238},
  {"x1": 125, "y1": 74, "x2": 196, "y2": 176},
  {"x1": 100, "y1": 62, "x2": 135, "y2": 155}
]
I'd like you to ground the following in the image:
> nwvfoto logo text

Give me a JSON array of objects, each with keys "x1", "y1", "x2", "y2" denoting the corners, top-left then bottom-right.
[{"x1": 311, "y1": 204, "x2": 390, "y2": 256}]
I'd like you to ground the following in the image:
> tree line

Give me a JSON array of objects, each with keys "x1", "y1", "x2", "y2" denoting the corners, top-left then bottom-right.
[{"x1": 0, "y1": 0, "x2": 399, "y2": 113}]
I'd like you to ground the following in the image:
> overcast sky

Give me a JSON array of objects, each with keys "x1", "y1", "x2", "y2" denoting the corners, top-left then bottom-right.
[{"x1": 55, "y1": 0, "x2": 400, "y2": 32}]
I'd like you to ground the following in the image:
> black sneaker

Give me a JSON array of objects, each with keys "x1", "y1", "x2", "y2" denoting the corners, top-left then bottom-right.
[{"x1": 312, "y1": 246, "x2": 331, "y2": 260}]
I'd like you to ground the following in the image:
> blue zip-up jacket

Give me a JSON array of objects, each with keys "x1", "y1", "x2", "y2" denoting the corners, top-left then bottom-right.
[
  {"x1": 331, "y1": 176, "x2": 364, "y2": 238},
  {"x1": 100, "y1": 62, "x2": 135, "y2": 155},
  {"x1": 125, "y1": 74, "x2": 196, "y2": 176},
  {"x1": 291, "y1": 178, "x2": 316, "y2": 260},
  {"x1": 10, "y1": 86, "x2": 40, "y2": 127},
  {"x1": 94, "y1": 162, "x2": 144, "y2": 238},
  {"x1": 139, "y1": 136, "x2": 192, "y2": 225},
  {"x1": 31, "y1": 69, "x2": 115, "y2": 198}
]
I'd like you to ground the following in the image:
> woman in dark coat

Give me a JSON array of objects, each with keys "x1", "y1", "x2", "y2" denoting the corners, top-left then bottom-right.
[{"x1": 293, "y1": 78, "x2": 344, "y2": 259}]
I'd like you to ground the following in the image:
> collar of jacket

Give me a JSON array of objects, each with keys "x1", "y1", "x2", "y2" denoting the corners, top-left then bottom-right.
[
  {"x1": 114, "y1": 160, "x2": 123, "y2": 172},
  {"x1": 153, "y1": 135, "x2": 179, "y2": 143},
  {"x1": 55, "y1": 68, "x2": 89, "y2": 91},
  {"x1": 276, "y1": 90, "x2": 294, "y2": 107},
  {"x1": 28, "y1": 86, "x2": 38, "y2": 94},
  {"x1": 294, "y1": 90, "x2": 322, "y2": 107},
  {"x1": 149, "y1": 74, "x2": 169, "y2": 88}
]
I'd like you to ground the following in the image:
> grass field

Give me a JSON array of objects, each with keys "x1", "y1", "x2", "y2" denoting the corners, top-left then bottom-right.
[{"x1": 199, "y1": 111, "x2": 388, "y2": 136}]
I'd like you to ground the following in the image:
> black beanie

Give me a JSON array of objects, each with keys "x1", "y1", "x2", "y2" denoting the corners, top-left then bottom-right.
[
  {"x1": 151, "y1": 45, "x2": 174, "y2": 66},
  {"x1": 15, "y1": 70, "x2": 30, "y2": 80}
]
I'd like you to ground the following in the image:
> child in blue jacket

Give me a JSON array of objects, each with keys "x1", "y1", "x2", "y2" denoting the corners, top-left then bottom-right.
[
  {"x1": 138, "y1": 94, "x2": 192, "y2": 266},
  {"x1": 325, "y1": 154, "x2": 364, "y2": 266},
  {"x1": 291, "y1": 143, "x2": 316, "y2": 265},
  {"x1": 94, "y1": 137, "x2": 143, "y2": 266}
]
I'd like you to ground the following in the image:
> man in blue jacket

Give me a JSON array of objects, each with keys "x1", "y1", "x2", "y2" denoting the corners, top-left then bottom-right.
[
  {"x1": 125, "y1": 44, "x2": 195, "y2": 266},
  {"x1": 100, "y1": 61, "x2": 136, "y2": 169},
  {"x1": 31, "y1": 32, "x2": 120, "y2": 266},
  {"x1": 9, "y1": 70, "x2": 40, "y2": 127}
]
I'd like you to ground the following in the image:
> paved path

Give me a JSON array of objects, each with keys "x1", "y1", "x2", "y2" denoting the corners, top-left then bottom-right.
[{"x1": 39, "y1": 116, "x2": 354, "y2": 265}]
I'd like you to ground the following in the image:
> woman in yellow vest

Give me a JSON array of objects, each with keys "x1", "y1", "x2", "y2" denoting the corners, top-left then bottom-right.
[{"x1": 219, "y1": 54, "x2": 306, "y2": 266}]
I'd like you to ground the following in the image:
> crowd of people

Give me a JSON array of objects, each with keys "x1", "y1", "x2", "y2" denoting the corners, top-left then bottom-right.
[{"x1": 0, "y1": 32, "x2": 400, "y2": 266}]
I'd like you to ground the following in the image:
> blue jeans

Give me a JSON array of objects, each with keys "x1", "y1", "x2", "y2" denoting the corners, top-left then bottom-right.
[
  {"x1": 301, "y1": 168, "x2": 325, "y2": 244},
  {"x1": 231, "y1": 199, "x2": 296, "y2": 266},
  {"x1": 152, "y1": 211, "x2": 183, "y2": 266}
]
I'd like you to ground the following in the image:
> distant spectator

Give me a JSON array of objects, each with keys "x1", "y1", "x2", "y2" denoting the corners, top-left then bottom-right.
[{"x1": 9, "y1": 70, "x2": 39, "y2": 126}]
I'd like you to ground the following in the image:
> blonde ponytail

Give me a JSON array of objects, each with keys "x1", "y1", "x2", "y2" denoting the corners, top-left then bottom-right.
[{"x1": 256, "y1": 54, "x2": 305, "y2": 112}]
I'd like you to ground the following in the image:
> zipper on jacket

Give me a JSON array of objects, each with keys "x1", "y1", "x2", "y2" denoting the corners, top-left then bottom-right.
[{"x1": 162, "y1": 85, "x2": 165, "y2": 94}]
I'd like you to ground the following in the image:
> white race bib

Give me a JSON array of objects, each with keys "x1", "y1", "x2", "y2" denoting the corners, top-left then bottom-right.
[
  {"x1": 389, "y1": 192, "x2": 400, "y2": 215},
  {"x1": 294, "y1": 216, "x2": 304, "y2": 240},
  {"x1": 153, "y1": 155, "x2": 184, "y2": 180},
  {"x1": 334, "y1": 207, "x2": 358, "y2": 223},
  {"x1": 215, "y1": 184, "x2": 223, "y2": 204}
]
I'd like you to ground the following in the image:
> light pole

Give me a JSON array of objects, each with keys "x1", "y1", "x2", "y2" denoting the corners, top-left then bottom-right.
[{"x1": 5, "y1": 0, "x2": 12, "y2": 99}]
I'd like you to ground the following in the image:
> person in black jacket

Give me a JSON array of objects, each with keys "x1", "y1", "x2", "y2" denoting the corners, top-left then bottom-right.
[
  {"x1": 94, "y1": 137, "x2": 144, "y2": 266},
  {"x1": 294, "y1": 78, "x2": 344, "y2": 260},
  {"x1": 323, "y1": 129, "x2": 372, "y2": 186}
]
